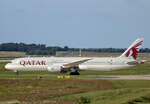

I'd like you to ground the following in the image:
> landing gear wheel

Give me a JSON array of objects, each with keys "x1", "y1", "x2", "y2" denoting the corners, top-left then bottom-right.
[{"x1": 70, "y1": 71, "x2": 80, "y2": 75}]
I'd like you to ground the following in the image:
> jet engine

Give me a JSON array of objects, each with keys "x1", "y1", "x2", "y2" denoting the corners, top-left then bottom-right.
[{"x1": 47, "y1": 65, "x2": 62, "y2": 73}]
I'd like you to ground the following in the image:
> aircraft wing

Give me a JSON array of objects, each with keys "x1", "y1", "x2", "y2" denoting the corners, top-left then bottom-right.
[{"x1": 62, "y1": 58, "x2": 91, "y2": 69}]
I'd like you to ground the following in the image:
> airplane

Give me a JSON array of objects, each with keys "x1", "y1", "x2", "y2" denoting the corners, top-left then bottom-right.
[{"x1": 5, "y1": 38, "x2": 144, "y2": 75}]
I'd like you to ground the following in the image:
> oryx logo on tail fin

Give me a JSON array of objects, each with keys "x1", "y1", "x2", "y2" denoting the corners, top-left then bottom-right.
[{"x1": 120, "y1": 38, "x2": 144, "y2": 60}]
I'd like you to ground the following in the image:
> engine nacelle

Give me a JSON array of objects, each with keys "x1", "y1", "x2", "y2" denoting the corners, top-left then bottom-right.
[{"x1": 47, "y1": 65, "x2": 62, "y2": 73}]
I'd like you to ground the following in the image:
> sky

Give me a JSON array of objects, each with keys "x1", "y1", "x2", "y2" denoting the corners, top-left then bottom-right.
[{"x1": 0, "y1": 0, "x2": 150, "y2": 48}]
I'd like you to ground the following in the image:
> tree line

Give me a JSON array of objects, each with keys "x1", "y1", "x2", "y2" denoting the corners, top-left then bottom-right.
[{"x1": 0, "y1": 43, "x2": 149, "y2": 55}]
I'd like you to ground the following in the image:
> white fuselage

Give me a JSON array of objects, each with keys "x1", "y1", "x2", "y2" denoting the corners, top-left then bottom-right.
[{"x1": 5, "y1": 57, "x2": 134, "y2": 72}]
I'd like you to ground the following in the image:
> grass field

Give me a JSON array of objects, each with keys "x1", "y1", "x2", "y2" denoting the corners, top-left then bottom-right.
[
  {"x1": 0, "y1": 62, "x2": 150, "y2": 104},
  {"x1": 0, "y1": 51, "x2": 26, "y2": 57},
  {"x1": 0, "y1": 52, "x2": 150, "y2": 104},
  {"x1": 0, "y1": 78, "x2": 150, "y2": 104}
]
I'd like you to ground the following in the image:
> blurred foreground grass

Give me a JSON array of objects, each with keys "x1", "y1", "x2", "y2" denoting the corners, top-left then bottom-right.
[
  {"x1": 0, "y1": 78, "x2": 150, "y2": 104},
  {"x1": 0, "y1": 61, "x2": 150, "y2": 104}
]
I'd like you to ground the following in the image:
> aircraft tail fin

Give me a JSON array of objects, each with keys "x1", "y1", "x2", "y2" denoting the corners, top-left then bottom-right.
[{"x1": 120, "y1": 38, "x2": 144, "y2": 60}]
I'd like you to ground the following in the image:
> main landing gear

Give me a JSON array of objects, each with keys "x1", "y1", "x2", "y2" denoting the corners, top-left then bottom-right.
[{"x1": 70, "y1": 71, "x2": 80, "y2": 75}]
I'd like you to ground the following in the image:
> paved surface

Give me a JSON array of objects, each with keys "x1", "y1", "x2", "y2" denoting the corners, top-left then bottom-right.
[
  {"x1": 0, "y1": 60, "x2": 11, "y2": 62},
  {"x1": 96, "y1": 75, "x2": 150, "y2": 80}
]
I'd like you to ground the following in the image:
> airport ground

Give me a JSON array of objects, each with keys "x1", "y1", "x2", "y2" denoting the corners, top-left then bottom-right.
[{"x1": 0, "y1": 52, "x2": 150, "y2": 104}]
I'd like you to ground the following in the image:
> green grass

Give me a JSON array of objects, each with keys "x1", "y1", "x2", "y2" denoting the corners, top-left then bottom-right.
[
  {"x1": 0, "y1": 62, "x2": 7, "y2": 71},
  {"x1": 61, "y1": 80, "x2": 150, "y2": 104},
  {"x1": 63, "y1": 88, "x2": 150, "y2": 104},
  {"x1": 1, "y1": 62, "x2": 150, "y2": 103},
  {"x1": 110, "y1": 80, "x2": 150, "y2": 89},
  {"x1": 0, "y1": 51, "x2": 26, "y2": 57},
  {"x1": 0, "y1": 79, "x2": 115, "y2": 104},
  {"x1": 0, "y1": 78, "x2": 150, "y2": 104},
  {"x1": 123, "y1": 93, "x2": 150, "y2": 104},
  {"x1": 0, "y1": 52, "x2": 150, "y2": 103}
]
